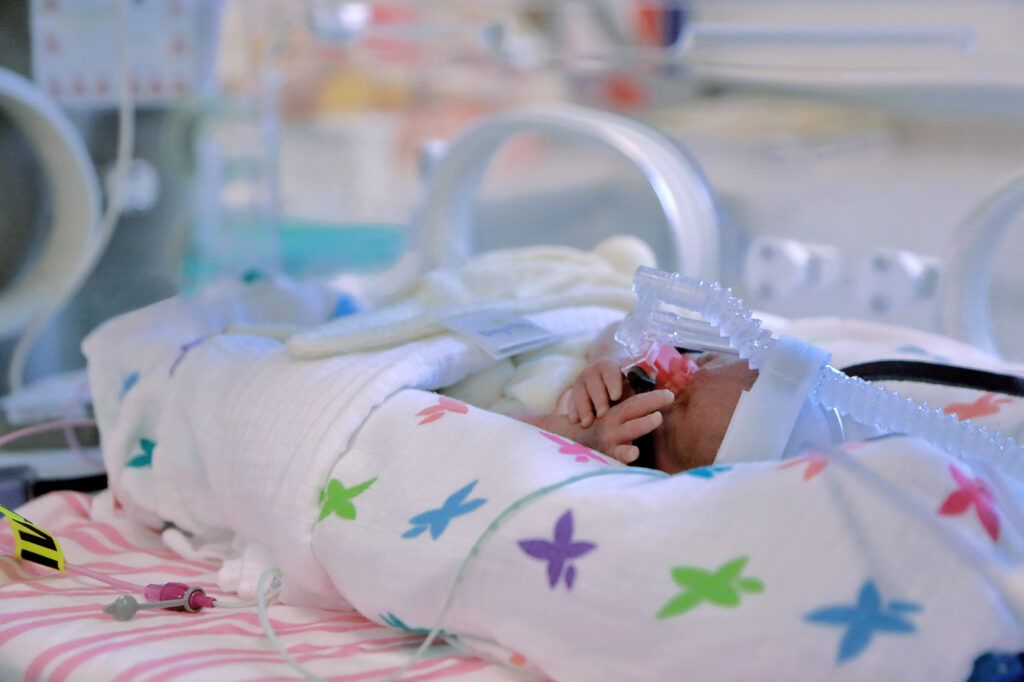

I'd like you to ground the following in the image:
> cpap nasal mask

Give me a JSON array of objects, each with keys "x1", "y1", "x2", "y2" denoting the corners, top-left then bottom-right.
[{"x1": 616, "y1": 267, "x2": 1024, "y2": 477}]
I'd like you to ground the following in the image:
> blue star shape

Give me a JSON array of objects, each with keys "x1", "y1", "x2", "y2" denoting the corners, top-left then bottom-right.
[
  {"x1": 402, "y1": 480, "x2": 487, "y2": 540},
  {"x1": 331, "y1": 294, "x2": 358, "y2": 319},
  {"x1": 119, "y1": 371, "x2": 140, "y2": 399},
  {"x1": 686, "y1": 465, "x2": 731, "y2": 479},
  {"x1": 805, "y1": 580, "x2": 922, "y2": 663}
]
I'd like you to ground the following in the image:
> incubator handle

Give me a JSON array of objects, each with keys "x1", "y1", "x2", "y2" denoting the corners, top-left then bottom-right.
[
  {"x1": 0, "y1": 68, "x2": 101, "y2": 340},
  {"x1": 941, "y1": 168, "x2": 1024, "y2": 358},
  {"x1": 417, "y1": 103, "x2": 719, "y2": 280}
]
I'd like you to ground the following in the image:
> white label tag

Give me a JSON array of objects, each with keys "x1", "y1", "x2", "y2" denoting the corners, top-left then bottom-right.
[{"x1": 440, "y1": 311, "x2": 559, "y2": 359}]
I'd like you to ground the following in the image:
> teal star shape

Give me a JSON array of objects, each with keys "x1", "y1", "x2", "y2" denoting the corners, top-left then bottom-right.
[{"x1": 126, "y1": 438, "x2": 155, "y2": 468}]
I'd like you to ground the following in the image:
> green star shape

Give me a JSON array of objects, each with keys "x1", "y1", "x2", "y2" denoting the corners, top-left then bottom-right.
[
  {"x1": 657, "y1": 555, "x2": 765, "y2": 619},
  {"x1": 318, "y1": 477, "x2": 377, "y2": 522}
]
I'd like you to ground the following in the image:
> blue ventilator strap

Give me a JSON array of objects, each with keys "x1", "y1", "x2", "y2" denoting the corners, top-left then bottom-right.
[{"x1": 715, "y1": 336, "x2": 831, "y2": 464}]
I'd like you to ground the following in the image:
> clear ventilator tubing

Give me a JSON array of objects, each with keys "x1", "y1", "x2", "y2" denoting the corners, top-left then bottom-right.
[
  {"x1": 615, "y1": 266, "x2": 775, "y2": 367},
  {"x1": 813, "y1": 367, "x2": 1024, "y2": 475},
  {"x1": 617, "y1": 266, "x2": 1024, "y2": 478}
]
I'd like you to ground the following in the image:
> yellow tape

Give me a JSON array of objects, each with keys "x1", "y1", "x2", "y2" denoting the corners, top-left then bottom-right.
[{"x1": 0, "y1": 504, "x2": 65, "y2": 572}]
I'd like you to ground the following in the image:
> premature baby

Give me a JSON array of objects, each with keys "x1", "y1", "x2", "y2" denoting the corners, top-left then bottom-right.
[{"x1": 518, "y1": 324, "x2": 759, "y2": 474}]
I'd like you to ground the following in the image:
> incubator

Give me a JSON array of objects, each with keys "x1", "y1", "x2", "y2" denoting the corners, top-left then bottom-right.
[
  {"x1": 4, "y1": 0, "x2": 1024, "y2": 387},
  {"x1": 205, "y1": 0, "x2": 1024, "y2": 358},
  {"x1": 2, "y1": 4, "x2": 1024, "y2": 680}
]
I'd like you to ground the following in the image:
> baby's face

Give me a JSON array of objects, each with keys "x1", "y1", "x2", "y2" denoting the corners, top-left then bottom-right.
[{"x1": 651, "y1": 353, "x2": 758, "y2": 474}]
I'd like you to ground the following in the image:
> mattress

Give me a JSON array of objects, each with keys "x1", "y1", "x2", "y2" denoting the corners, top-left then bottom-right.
[{"x1": 0, "y1": 491, "x2": 527, "y2": 682}]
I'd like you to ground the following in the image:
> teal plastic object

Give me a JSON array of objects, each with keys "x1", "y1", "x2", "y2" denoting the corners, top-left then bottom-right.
[
  {"x1": 182, "y1": 220, "x2": 406, "y2": 289},
  {"x1": 279, "y1": 220, "x2": 405, "y2": 276}
]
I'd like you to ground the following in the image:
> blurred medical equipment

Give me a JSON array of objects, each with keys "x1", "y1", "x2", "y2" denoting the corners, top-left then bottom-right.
[
  {"x1": 0, "y1": 67, "x2": 101, "y2": 344},
  {"x1": 293, "y1": 1, "x2": 1024, "y2": 357},
  {"x1": 0, "y1": 0, "x2": 220, "y2": 392},
  {"x1": 616, "y1": 266, "x2": 1024, "y2": 476},
  {"x1": 6, "y1": 0, "x2": 1024, "y2": 389}
]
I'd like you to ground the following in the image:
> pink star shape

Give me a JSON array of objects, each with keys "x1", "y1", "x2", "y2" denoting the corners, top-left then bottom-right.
[
  {"x1": 938, "y1": 465, "x2": 1000, "y2": 542},
  {"x1": 778, "y1": 452, "x2": 828, "y2": 481},
  {"x1": 539, "y1": 433, "x2": 608, "y2": 465},
  {"x1": 416, "y1": 396, "x2": 468, "y2": 425}
]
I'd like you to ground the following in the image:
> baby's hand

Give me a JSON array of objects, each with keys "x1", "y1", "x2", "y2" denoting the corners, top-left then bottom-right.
[
  {"x1": 583, "y1": 389, "x2": 675, "y2": 464},
  {"x1": 568, "y1": 358, "x2": 627, "y2": 427}
]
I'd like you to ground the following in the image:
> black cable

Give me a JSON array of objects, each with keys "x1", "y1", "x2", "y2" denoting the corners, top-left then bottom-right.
[{"x1": 841, "y1": 360, "x2": 1024, "y2": 398}]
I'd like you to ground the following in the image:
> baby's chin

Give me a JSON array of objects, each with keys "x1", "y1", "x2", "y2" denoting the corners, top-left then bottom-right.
[{"x1": 652, "y1": 440, "x2": 717, "y2": 474}]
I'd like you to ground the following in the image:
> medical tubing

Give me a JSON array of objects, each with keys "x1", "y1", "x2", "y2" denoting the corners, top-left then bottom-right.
[
  {"x1": 63, "y1": 378, "x2": 95, "y2": 462},
  {"x1": 827, "y1": 448, "x2": 1024, "y2": 625},
  {"x1": 7, "y1": 0, "x2": 134, "y2": 392},
  {"x1": 0, "y1": 418, "x2": 97, "y2": 450},
  {"x1": 813, "y1": 366, "x2": 1024, "y2": 468},
  {"x1": 0, "y1": 539, "x2": 146, "y2": 593},
  {"x1": 256, "y1": 567, "x2": 326, "y2": 682},
  {"x1": 379, "y1": 466, "x2": 668, "y2": 682},
  {"x1": 622, "y1": 266, "x2": 775, "y2": 366},
  {"x1": 65, "y1": 559, "x2": 147, "y2": 593}
]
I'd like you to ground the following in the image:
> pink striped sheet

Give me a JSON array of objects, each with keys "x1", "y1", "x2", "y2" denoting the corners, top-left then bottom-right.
[
  {"x1": 0, "y1": 492, "x2": 519, "y2": 682},
  {"x1": 51, "y1": 524, "x2": 182, "y2": 560},
  {"x1": 153, "y1": 652, "x2": 489, "y2": 682},
  {"x1": 107, "y1": 635, "x2": 432, "y2": 682},
  {"x1": 53, "y1": 491, "x2": 91, "y2": 518}
]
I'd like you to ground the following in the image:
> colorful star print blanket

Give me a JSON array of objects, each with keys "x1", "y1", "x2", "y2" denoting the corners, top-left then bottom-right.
[
  {"x1": 313, "y1": 396, "x2": 1024, "y2": 682},
  {"x1": 82, "y1": 276, "x2": 624, "y2": 605},
  {"x1": 83, "y1": 279, "x2": 1024, "y2": 682}
]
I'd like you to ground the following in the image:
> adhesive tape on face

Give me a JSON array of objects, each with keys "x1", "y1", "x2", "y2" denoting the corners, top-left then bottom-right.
[{"x1": 715, "y1": 336, "x2": 834, "y2": 464}]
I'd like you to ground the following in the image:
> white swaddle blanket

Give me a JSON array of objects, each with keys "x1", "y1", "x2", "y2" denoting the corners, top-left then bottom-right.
[
  {"x1": 81, "y1": 252, "x2": 1024, "y2": 681},
  {"x1": 83, "y1": 279, "x2": 1024, "y2": 680},
  {"x1": 287, "y1": 245, "x2": 640, "y2": 358},
  {"x1": 83, "y1": 273, "x2": 623, "y2": 603}
]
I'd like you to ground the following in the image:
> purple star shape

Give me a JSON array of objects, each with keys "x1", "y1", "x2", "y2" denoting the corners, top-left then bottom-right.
[{"x1": 518, "y1": 510, "x2": 597, "y2": 590}]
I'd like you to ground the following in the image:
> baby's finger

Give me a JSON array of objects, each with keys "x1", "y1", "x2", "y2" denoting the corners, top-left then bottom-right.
[
  {"x1": 613, "y1": 389, "x2": 674, "y2": 421},
  {"x1": 585, "y1": 371, "x2": 611, "y2": 418},
  {"x1": 600, "y1": 362, "x2": 623, "y2": 402},
  {"x1": 610, "y1": 444, "x2": 640, "y2": 464},
  {"x1": 616, "y1": 410, "x2": 663, "y2": 442},
  {"x1": 573, "y1": 383, "x2": 596, "y2": 427}
]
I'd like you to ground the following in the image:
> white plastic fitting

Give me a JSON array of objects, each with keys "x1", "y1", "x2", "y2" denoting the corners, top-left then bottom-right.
[
  {"x1": 856, "y1": 248, "x2": 939, "y2": 316},
  {"x1": 745, "y1": 237, "x2": 842, "y2": 302}
]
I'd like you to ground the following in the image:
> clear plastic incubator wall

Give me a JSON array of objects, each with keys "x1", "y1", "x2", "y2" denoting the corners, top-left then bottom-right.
[{"x1": 204, "y1": 0, "x2": 1024, "y2": 364}]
